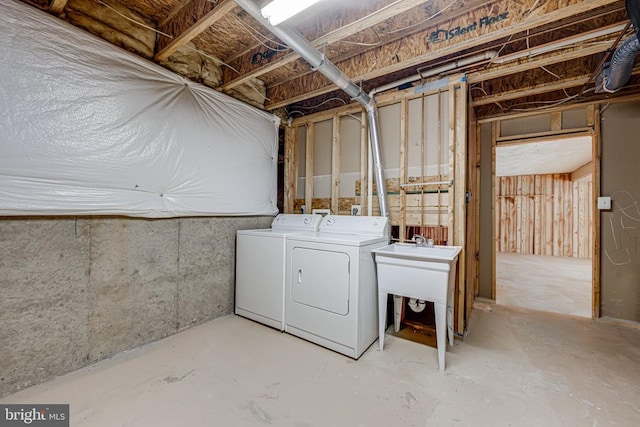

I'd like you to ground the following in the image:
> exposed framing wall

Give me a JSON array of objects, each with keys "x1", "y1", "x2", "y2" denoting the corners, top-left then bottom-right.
[{"x1": 284, "y1": 75, "x2": 470, "y2": 333}]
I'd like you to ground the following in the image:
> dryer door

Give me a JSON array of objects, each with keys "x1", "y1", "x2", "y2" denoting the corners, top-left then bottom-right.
[{"x1": 291, "y1": 247, "x2": 350, "y2": 315}]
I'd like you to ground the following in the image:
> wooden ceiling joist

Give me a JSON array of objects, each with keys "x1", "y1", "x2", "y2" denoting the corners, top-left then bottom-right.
[
  {"x1": 221, "y1": 0, "x2": 433, "y2": 91},
  {"x1": 471, "y1": 74, "x2": 593, "y2": 107},
  {"x1": 155, "y1": 0, "x2": 236, "y2": 62},
  {"x1": 264, "y1": 0, "x2": 620, "y2": 110},
  {"x1": 49, "y1": 0, "x2": 68, "y2": 14}
]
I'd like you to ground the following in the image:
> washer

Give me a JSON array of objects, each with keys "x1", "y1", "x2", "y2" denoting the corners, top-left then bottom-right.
[
  {"x1": 284, "y1": 215, "x2": 389, "y2": 359},
  {"x1": 235, "y1": 214, "x2": 322, "y2": 330}
]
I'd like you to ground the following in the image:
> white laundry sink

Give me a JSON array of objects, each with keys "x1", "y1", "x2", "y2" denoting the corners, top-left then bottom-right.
[
  {"x1": 373, "y1": 242, "x2": 461, "y2": 262},
  {"x1": 373, "y1": 243, "x2": 462, "y2": 371}
]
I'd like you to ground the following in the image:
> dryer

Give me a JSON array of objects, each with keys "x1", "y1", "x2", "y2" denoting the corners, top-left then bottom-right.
[
  {"x1": 284, "y1": 215, "x2": 389, "y2": 358},
  {"x1": 235, "y1": 214, "x2": 322, "y2": 330}
]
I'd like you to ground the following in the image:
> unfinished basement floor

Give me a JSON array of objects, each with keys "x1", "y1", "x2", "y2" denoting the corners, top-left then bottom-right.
[{"x1": 2, "y1": 305, "x2": 639, "y2": 426}]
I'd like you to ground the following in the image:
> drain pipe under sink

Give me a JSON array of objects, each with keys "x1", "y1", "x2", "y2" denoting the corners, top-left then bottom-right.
[{"x1": 233, "y1": 0, "x2": 389, "y2": 219}]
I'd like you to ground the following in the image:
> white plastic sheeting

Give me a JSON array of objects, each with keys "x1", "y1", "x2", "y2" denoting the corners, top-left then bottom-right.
[{"x1": 0, "y1": 1, "x2": 279, "y2": 217}]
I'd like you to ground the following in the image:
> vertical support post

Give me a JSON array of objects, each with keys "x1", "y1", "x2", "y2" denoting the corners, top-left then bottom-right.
[
  {"x1": 400, "y1": 98, "x2": 409, "y2": 242},
  {"x1": 491, "y1": 120, "x2": 498, "y2": 301},
  {"x1": 284, "y1": 125, "x2": 298, "y2": 213},
  {"x1": 360, "y1": 109, "x2": 369, "y2": 215},
  {"x1": 305, "y1": 122, "x2": 315, "y2": 214},
  {"x1": 589, "y1": 104, "x2": 601, "y2": 318},
  {"x1": 551, "y1": 111, "x2": 563, "y2": 131},
  {"x1": 331, "y1": 114, "x2": 341, "y2": 215},
  {"x1": 453, "y1": 80, "x2": 467, "y2": 336}
]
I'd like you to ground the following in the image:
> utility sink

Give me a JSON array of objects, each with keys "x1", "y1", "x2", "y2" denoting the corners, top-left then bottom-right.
[
  {"x1": 373, "y1": 243, "x2": 462, "y2": 371},
  {"x1": 373, "y1": 242, "x2": 461, "y2": 262}
]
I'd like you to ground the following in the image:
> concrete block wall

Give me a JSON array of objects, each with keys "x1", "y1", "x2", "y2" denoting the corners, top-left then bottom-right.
[{"x1": 0, "y1": 216, "x2": 273, "y2": 397}]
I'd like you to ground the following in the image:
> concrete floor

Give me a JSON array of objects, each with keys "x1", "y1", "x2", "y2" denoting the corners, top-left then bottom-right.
[
  {"x1": 3, "y1": 305, "x2": 640, "y2": 426},
  {"x1": 496, "y1": 252, "x2": 592, "y2": 318}
]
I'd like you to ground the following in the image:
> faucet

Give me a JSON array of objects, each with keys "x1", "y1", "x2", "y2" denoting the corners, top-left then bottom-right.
[{"x1": 414, "y1": 235, "x2": 434, "y2": 247}]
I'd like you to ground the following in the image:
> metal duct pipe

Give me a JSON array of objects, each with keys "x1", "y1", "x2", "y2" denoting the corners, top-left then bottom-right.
[
  {"x1": 595, "y1": 34, "x2": 640, "y2": 93},
  {"x1": 233, "y1": 0, "x2": 389, "y2": 218},
  {"x1": 369, "y1": 50, "x2": 498, "y2": 97}
]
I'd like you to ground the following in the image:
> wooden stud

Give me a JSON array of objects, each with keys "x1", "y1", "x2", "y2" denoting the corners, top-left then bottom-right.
[
  {"x1": 591, "y1": 105, "x2": 601, "y2": 318},
  {"x1": 491, "y1": 120, "x2": 498, "y2": 301},
  {"x1": 305, "y1": 122, "x2": 315, "y2": 214},
  {"x1": 284, "y1": 125, "x2": 298, "y2": 213},
  {"x1": 360, "y1": 110, "x2": 369, "y2": 215},
  {"x1": 551, "y1": 111, "x2": 563, "y2": 131},
  {"x1": 399, "y1": 98, "x2": 409, "y2": 241},
  {"x1": 331, "y1": 114, "x2": 341, "y2": 215}
]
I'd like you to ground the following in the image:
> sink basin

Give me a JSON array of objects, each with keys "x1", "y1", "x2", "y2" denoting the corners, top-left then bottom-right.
[
  {"x1": 373, "y1": 242, "x2": 462, "y2": 371},
  {"x1": 373, "y1": 243, "x2": 461, "y2": 262}
]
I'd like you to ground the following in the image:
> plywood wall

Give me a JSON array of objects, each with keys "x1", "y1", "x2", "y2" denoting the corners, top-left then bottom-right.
[{"x1": 495, "y1": 174, "x2": 592, "y2": 258}]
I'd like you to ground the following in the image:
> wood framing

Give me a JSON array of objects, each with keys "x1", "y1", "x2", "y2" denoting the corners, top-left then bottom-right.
[
  {"x1": 331, "y1": 114, "x2": 340, "y2": 214},
  {"x1": 221, "y1": 0, "x2": 434, "y2": 91},
  {"x1": 590, "y1": 105, "x2": 602, "y2": 318},
  {"x1": 155, "y1": 0, "x2": 235, "y2": 62},
  {"x1": 265, "y1": 0, "x2": 620, "y2": 109},
  {"x1": 360, "y1": 110, "x2": 369, "y2": 215},
  {"x1": 305, "y1": 122, "x2": 315, "y2": 213},
  {"x1": 284, "y1": 125, "x2": 298, "y2": 213},
  {"x1": 50, "y1": 0, "x2": 68, "y2": 14},
  {"x1": 399, "y1": 98, "x2": 409, "y2": 242}
]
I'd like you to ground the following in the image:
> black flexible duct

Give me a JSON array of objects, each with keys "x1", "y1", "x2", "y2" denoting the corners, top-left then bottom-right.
[
  {"x1": 595, "y1": 34, "x2": 640, "y2": 93},
  {"x1": 594, "y1": 0, "x2": 640, "y2": 93}
]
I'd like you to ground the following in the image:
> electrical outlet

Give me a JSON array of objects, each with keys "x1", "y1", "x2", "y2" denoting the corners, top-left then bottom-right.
[
  {"x1": 351, "y1": 205, "x2": 361, "y2": 216},
  {"x1": 597, "y1": 196, "x2": 611, "y2": 210}
]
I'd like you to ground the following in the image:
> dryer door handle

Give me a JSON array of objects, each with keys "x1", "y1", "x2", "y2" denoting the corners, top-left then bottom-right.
[{"x1": 297, "y1": 268, "x2": 303, "y2": 284}]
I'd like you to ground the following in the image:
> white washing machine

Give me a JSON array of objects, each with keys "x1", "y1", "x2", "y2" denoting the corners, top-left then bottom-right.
[
  {"x1": 284, "y1": 215, "x2": 389, "y2": 358},
  {"x1": 235, "y1": 214, "x2": 322, "y2": 330}
]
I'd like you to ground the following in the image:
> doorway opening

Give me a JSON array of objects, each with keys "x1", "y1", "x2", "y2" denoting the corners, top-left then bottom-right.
[{"x1": 493, "y1": 135, "x2": 594, "y2": 317}]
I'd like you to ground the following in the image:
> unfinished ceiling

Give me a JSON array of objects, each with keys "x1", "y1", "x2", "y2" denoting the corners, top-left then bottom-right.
[
  {"x1": 19, "y1": 0, "x2": 638, "y2": 119},
  {"x1": 496, "y1": 136, "x2": 593, "y2": 177}
]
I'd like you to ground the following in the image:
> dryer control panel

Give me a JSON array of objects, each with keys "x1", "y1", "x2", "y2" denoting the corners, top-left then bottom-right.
[
  {"x1": 319, "y1": 215, "x2": 388, "y2": 236},
  {"x1": 271, "y1": 213, "x2": 322, "y2": 231}
]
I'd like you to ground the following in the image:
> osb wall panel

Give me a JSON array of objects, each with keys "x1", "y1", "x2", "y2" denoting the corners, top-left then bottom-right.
[{"x1": 495, "y1": 174, "x2": 592, "y2": 258}]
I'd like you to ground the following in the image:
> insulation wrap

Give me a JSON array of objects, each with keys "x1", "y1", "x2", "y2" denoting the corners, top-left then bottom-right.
[{"x1": 0, "y1": 0, "x2": 279, "y2": 217}]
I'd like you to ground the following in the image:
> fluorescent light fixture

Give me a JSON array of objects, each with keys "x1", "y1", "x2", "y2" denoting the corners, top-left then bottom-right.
[{"x1": 260, "y1": 0, "x2": 325, "y2": 26}]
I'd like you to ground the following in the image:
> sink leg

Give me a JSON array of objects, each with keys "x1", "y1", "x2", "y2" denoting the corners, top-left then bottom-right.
[
  {"x1": 393, "y1": 295, "x2": 403, "y2": 332},
  {"x1": 378, "y1": 291, "x2": 387, "y2": 351},
  {"x1": 435, "y1": 302, "x2": 446, "y2": 371}
]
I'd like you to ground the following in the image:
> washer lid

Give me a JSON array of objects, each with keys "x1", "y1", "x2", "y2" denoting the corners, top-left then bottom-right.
[{"x1": 271, "y1": 213, "x2": 322, "y2": 231}]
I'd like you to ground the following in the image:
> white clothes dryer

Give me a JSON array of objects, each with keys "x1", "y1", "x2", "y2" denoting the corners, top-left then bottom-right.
[
  {"x1": 235, "y1": 214, "x2": 322, "y2": 330},
  {"x1": 284, "y1": 215, "x2": 389, "y2": 358}
]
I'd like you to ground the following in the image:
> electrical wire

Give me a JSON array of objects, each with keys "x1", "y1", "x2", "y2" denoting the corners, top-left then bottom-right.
[
  {"x1": 233, "y1": 14, "x2": 289, "y2": 52},
  {"x1": 95, "y1": 0, "x2": 173, "y2": 39},
  {"x1": 387, "y1": 0, "x2": 458, "y2": 35}
]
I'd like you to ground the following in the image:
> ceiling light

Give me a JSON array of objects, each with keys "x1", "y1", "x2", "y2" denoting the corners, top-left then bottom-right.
[{"x1": 260, "y1": 0, "x2": 325, "y2": 26}]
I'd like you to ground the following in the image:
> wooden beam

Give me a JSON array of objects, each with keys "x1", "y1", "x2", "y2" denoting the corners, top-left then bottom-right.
[
  {"x1": 591, "y1": 104, "x2": 601, "y2": 318},
  {"x1": 399, "y1": 98, "x2": 409, "y2": 241},
  {"x1": 360, "y1": 110, "x2": 369, "y2": 214},
  {"x1": 305, "y1": 122, "x2": 315, "y2": 213},
  {"x1": 155, "y1": 0, "x2": 235, "y2": 62},
  {"x1": 468, "y1": 23, "x2": 627, "y2": 84},
  {"x1": 264, "y1": 0, "x2": 620, "y2": 110},
  {"x1": 221, "y1": 0, "x2": 433, "y2": 91},
  {"x1": 284, "y1": 125, "x2": 298, "y2": 213},
  {"x1": 331, "y1": 115, "x2": 340, "y2": 214},
  {"x1": 50, "y1": 0, "x2": 68, "y2": 14},
  {"x1": 471, "y1": 75, "x2": 592, "y2": 107}
]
